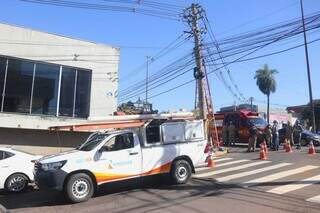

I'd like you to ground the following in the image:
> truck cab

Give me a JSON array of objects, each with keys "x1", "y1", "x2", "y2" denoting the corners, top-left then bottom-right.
[{"x1": 34, "y1": 119, "x2": 207, "y2": 203}]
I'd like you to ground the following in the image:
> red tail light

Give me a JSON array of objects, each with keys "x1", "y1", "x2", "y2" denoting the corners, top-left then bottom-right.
[{"x1": 204, "y1": 143, "x2": 211, "y2": 153}]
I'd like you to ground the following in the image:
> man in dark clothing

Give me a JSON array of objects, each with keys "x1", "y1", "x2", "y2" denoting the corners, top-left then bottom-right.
[
  {"x1": 247, "y1": 123, "x2": 258, "y2": 152},
  {"x1": 272, "y1": 120, "x2": 279, "y2": 151},
  {"x1": 294, "y1": 121, "x2": 304, "y2": 149}
]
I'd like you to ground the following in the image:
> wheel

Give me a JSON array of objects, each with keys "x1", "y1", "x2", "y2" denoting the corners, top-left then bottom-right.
[
  {"x1": 64, "y1": 173, "x2": 94, "y2": 203},
  {"x1": 5, "y1": 173, "x2": 29, "y2": 193},
  {"x1": 170, "y1": 160, "x2": 192, "y2": 184}
]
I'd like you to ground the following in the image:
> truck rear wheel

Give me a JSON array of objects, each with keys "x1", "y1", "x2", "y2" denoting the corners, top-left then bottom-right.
[
  {"x1": 170, "y1": 160, "x2": 191, "y2": 184},
  {"x1": 64, "y1": 173, "x2": 94, "y2": 203}
]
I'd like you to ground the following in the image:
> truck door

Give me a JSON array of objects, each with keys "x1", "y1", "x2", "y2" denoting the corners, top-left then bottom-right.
[{"x1": 94, "y1": 132, "x2": 142, "y2": 184}]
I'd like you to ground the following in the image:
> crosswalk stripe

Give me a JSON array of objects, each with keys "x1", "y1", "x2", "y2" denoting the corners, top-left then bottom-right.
[
  {"x1": 216, "y1": 159, "x2": 250, "y2": 168},
  {"x1": 244, "y1": 165, "x2": 319, "y2": 186},
  {"x1": 195, "y1": 158, "x2": 234, "y2": 172},
  {"x1": 267, "y1": 174, "x2": 320, "y2": 194},
  {"x1": 306, "y1": 195, "x2": 320, "y2": 204},
  {"x1": 216, "y1": 163, "x2": 291, "y2": 182},
  {"x1": 214, "y1": 157, "x2": 233, "y2": 163},
  {"x1": 193, "y1": 161, "x2": 270, "y2": 178}
]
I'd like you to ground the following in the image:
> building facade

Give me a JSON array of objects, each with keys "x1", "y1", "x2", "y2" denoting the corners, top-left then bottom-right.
[{"x1": 0, "y1": 23, "x2": 119, "y2": 154}]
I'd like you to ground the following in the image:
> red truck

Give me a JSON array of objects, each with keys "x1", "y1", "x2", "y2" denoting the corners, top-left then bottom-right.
[{"x1": 213, "y1": 110, "x2": 267, "y2": 144}]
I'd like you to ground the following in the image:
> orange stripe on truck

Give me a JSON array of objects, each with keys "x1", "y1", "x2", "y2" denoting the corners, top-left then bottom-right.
[{"x1": 94, "y1": 162, "x2": 172, "y2": 183}]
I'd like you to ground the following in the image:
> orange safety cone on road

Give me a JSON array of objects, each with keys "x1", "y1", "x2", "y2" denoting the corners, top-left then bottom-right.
[
  {"x1": 308, "y1": 141, "x2": 316, "y2": 155},
  {"x1": 286, "y1": 142, "x2": 293, "y2": 153},
  {"x1": 260, "y1": 144, "x2": 267, "y2": 160},
  {"x1": 207, "y1": 155, "x2": 215, "y2": 167}
]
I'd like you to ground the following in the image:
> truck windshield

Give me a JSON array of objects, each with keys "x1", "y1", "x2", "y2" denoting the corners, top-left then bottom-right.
[
  {"x1": 77, "y1": 133, "x2": 109, "y2": 151},
  {"x1": 248, "y1": 118, "x2": 267, "y2": 128}
]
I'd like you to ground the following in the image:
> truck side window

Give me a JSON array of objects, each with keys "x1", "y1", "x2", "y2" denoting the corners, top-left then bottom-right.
[
  {"x1": 0, "y1": 151, "x2": 3, "y2": 160},
  {"x1": 102, "y1": 133, "x2": 134, "y2": 151}
]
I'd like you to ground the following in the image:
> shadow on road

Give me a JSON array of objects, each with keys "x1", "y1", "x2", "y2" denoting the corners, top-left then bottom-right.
[{"x1": 0, "y1": 175, "x2": 224, "y2": 211}]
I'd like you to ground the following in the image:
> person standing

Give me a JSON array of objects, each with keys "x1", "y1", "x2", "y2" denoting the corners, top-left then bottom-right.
[
  {"x1": 222, "y1": 124, "x2": 229, "y2": 147},
  {"x1": 272, "y1": 120, "x2": 279, "y2": 151},
  {"x1": 286, "y1": 121, "x2": 294, "y2": 147},
  {"x1": 247, "y1": 123, "x2": 258, "y2": 152},
  {"x1": 228, "y1": 121, "x2": 236, "y2": 146},
  {"x1": 293, "y1": 121, "x2": 304, "y2": 149},
  {"x1": 264, "y1": 124, "x2": 272, "y2": 148}
]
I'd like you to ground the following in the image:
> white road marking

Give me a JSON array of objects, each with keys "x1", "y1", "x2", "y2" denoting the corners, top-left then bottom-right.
[
  {"x1": 244, "y1": 165, "x2": 318, "y2": 186},
  {"x1": 306, "y1": 195, "x2": 320, "y2": 204},
  {"x1": 216, "y1": 163, "x2": 291, "y2": 182},
  {"x1": 216, "y1": 159, "x2": 250, "y2": 168},
  {"x1": 195, "y1": 158, "x2": 234, "y2": 172},
  {"x1": 268, "y1": 174, "x2": 320, "y2": 194},
  {"x1": 193, "y1": 161, "x2": 269, "y2": 178},
  {"x1": 214, "y1": 157, "x2": 233, "y2": 163}
]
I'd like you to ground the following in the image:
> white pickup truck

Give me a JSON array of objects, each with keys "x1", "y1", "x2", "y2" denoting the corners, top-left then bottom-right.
[{"x1": 34, "y1": 119, "x2": 208, "y2": 203}]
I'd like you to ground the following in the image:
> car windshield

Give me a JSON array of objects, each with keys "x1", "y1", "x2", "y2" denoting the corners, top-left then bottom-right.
[
  {"x1": 77, "y1": 133, "x2": 109, "y2": 151},
  {"x1": 248, "y1": 118, "x2": 267, "y2": 127}
]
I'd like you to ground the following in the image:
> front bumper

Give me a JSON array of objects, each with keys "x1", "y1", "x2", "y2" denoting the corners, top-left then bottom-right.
[{"x1": 34, "y1": 169, "x2": 67, "y2": 191}]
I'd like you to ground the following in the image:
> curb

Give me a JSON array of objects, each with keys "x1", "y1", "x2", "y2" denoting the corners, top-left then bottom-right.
[{"x1": 0, "y1": 204, "x2": 7, "y2": 213}]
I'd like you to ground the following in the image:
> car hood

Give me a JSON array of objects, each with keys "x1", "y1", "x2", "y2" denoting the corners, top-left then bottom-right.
[
  {"x1": 39, "y1": 149, "x2": 90, "y2": 164},
  {"x1": 302, "y1": 130, "x2": 320, "y2": 138}
]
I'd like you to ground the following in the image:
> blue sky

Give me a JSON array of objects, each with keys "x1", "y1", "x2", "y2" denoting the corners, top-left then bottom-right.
[{"x1": 0, "y1": 0, "x2": 319, "y2": 112}]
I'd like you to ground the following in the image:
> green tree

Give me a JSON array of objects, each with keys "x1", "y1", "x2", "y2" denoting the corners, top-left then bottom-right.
[{"x1": 254, "y1": 64, "x2": 278, "y2": 124}]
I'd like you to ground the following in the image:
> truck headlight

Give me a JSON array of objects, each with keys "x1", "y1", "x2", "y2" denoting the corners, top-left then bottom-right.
[{"x1": 41, "y1": 160, "x2": 67, "y2": 171}]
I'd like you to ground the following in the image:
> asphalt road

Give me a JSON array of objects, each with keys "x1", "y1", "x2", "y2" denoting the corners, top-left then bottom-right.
[{"x1": 1, "y1": 146, "x2": 320, "y2": 213}]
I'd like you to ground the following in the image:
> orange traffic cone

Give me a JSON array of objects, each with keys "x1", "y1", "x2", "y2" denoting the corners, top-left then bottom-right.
[
  {"x1": 308, "y1": 141, "x2": 316, "y2": 155},
  {"x1": 260, "y1": 145, "x2": 267, "y2": 160},
  {"x1": 207, "y1": 156, "x2": 215, "y2": 167},
  {"x1": 286, "y1": 142, "x2": 293, "y2": 153}
]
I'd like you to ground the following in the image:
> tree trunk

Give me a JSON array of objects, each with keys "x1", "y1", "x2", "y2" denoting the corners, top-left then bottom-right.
[{"x1": 267, "y1": 94, "x2": 270, "y2": 124}]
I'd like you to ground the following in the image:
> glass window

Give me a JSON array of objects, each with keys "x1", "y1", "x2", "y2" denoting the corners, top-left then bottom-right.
[
  {"x1": 3, "y1": 59, "x2": 34, "y2": 113},
  {"x1": 74, "y1": 70, "x2": 91, "y2": 118},
  {"x1": 78, "y1": 133, "x2": 109, "y2": 152},
  {"x1": 0, "y1": 57, "x2": 7, "y2": 108},
  {"x1": 32, "y1": 63, "x2": 60, "y2": 115},
  {"x1": 101, "y1": 133, "x2": 134, "y2": 151},
  {"x1": 59, "y1": 67, "x2": 76, "y2": 117},
  {"x1": 0, "y1": 151, "x2": 14, "y2": 160}
]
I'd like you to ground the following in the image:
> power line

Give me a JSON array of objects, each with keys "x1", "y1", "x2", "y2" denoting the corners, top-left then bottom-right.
[{"x1": 18, "y1": 0, "x2": 183, "y2": 21}]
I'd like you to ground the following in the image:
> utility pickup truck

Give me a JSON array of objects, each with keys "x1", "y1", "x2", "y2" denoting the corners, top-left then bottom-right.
[{"x1": 34, "y1": 119, "x2": 208, "y2": 203}]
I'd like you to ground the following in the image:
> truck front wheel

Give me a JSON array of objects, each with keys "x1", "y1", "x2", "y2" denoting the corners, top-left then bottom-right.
[
  {"x1": 170, "y1": 160, "x2": 192, "y2": 184},
  {"x1": 64, "y1": 173, "x2": 94, "y2": 203}
]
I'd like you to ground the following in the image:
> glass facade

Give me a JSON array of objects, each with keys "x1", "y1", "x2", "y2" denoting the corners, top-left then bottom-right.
[{"x1": 0, "y1": 56, "x2": 91, "y2": 118}]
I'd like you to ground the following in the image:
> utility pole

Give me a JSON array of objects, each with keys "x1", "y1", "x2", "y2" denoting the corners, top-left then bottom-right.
[
  {"x1": 185, "y1": 3, "x2": 206, "y2": 119},
  {"x1": 300, "y1": 0, "x2": 316, "y2": 132},
  {"x1": 249, "y1": 97, "x2": 254, "y2": 111},
  {"x1": 145, "y1": 56, "x2": 150, "y2": 105}
]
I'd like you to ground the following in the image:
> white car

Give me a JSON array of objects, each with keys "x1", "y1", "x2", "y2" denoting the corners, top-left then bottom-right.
[{"x1": 0, "y1": 148, "x2": 41, "y2": 193}]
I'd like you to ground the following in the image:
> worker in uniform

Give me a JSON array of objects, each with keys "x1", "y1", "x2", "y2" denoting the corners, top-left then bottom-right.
[
  {"x1": 264, "y1": 124, "x2": 272, "y2": 148},
  {"x1": 272, "y1": 120, "x2": 279, "y2": 151},
  {"x1": 293, "y1": 121, "x2": 303, "y2": 149},
  {"x1": 222, "y1": 123, "x2": 229, "y2": 147},
  {"x1": 286, "y1": 121, "x2": 294, "y2": 147},
  {"x1": 228, "y1": 121, "x2": 236, "y2": 147},
  {"x1": 247, "y1": 123, "x2": 258, "y2": 152}
]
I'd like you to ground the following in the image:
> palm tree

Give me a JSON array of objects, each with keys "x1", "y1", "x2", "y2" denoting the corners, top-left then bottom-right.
[{"x1": 254, "y1": 64, "x2": 278, "y2": 124}]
